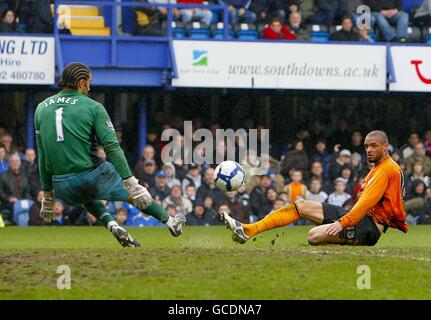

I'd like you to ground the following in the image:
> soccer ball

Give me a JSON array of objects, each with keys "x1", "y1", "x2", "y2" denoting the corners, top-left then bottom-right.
[{"x1": 214, "y1": 160, "x2": 245, "y2": 192}]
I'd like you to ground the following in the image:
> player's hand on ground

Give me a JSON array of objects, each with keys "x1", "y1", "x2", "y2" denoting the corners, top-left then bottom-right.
[
  {"x1": 325, "y1": 221, "x2": 343, "y2": 236},
  {"x1": 40, "y1": 190, "x2": 55, "y2": 223},
  {"x1": 124, "y1": 176, "x2": 153, "y2": 209}
]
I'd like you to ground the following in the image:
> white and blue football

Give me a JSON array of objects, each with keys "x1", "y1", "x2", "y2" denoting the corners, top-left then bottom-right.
[{"x1": 214, "y1": 160, "x2": 245, "y2": 192}]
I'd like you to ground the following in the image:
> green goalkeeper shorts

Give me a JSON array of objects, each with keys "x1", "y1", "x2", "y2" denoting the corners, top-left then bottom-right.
[{"x1": 52, "y1": 162, "x2": 129, "y2": 205}]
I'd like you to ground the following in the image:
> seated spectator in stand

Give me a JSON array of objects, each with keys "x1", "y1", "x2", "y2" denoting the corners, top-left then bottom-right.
[
  {"x1": 424, "y1": 129, "x2": 431, "y2": 157},
  {"x1": 250, "y1": 0, "x2": 272, "y2": 23},
  {"x1": 400, "y1": 132, "x2": 420, "y2": 160},
  {"x1": 135, "y1": 145, "x2": 158, "y2": 177},
  {"x1": 49, "y1": 201, "x2": 65, "y2": 226},
  {"x1": 288, "y1": 11, "x2": 310, "y2": 40},
  {"x1": 404, "y1": 179, "x2": 427, "y2": 224},
  {"x1": 134, "y1": 0, "x2": 167, "y2": 36},
  {"x1": 0, "y1": 143, "x2": 8, "y2": 174},
  {"x1": 358, "y1": 26, "x2": 374, "y2": 42},
  {"x1": 249, "y1": 174, "x2": 272, "y2": 217},
  {"x1": 329, "y1": 15, "x2": 359, "y2": 41},
  {"x1": 350, "y1": 152, "x2": 365, "y2": 181},
  {"x1": 149, "y1": 170, "x2": 171, "y2": 202},
  {"x1": 29, "y1": 190, "x2": 45, "y2": 226},
  {"x1": 423, "y1": 186, "x2": 431, "y2": 224},
  {"x1": 163, "y1": 184, "x2": 193, "y2": 217},
  {"x1": 262, "y1": 17, "x2": 297, "y2": 39},
  {"x1": 283, "y1": 169, "x2": 308, "y2": 203},
  {"x1": 177, "y1": 0, "x2": 213, "y2": 26},
  {"x1": 16, "y1": 0, "x2": 53, "y2": 33},
  {"x1": 329, "y1": 148, "x2": 351, "y2": 181},
  {"x1": 219, "y1": 0, "x2": 257, "y2": 25},
  {"x1": 310, "y1": 139, "x2": 331, "y2": 177},
  {"x1": 187, "y1": 201, "x2": 220, "y2": 226},
  {"x1": 115, "y1": 208, "x2": 129, "y2": 226},
  {"x1": 163, "y1": 163, "x2": 182, "y2": 188},
  {"x1": 184, "y1": 184, "x2": 197, "y2": 204},
  {"x1": 269, "y1": 0, "x2": 301, "y2": 22},
  {"x1": 196, "y1": 167, "x2": 225, "y2": 206},
  {"x1": 262, "y1": 187, "x2": 278, "y2": 213},
  {"x1": 272, "y1": 197, "x2": 286, "y2": 211},
  {"x1": 181, "y1": 163, "x2": 202, "y2": 194},
  {"x1": 280, "y1": 139, "x2": 309, "y2": 177},
  {"x1": 0, "y1": 9, "x2": 24, "y2": 33},
  {"x1": 365, "y1": 0, "x2": 409, "y2": 42},
  {"x1": 0, "y1": 133, "x2": 16, "y2": 158},
  {"x1": 0, "y1": 153, "x2": 31, "y2": 223},
  {"x1": 413, "y1": 0, "x2": 431, "y2": 27},
  {"x1": 327, "y1": 177, "x2": 351, "y2": 207},
  {"x1": 22, "y1": 148, "x2": 40, "y2": 197},
  {"x1": 306, "y1": 160, "x2": 331, "y2": 193},
  {"x1": 405, "y1": 142, "x2": 431, "y2": 176},
  {"x1": 306, "y1": 0, "x2": 339, "y2": 26},
  {"x1": 407, "y1": 162, "x2": 430, "y2": 188},
  {"x1": 339, "y1": 165, "x2": 356, "y2": 194},
  {"x1": 306, "y1": 177, "x2": 328, "y2": 203},
  {"x1": 135, "y1": 159, "x2": 156, "y2": 189},
  {"x1": 224, "y1": 190, "x2": 250, "y2": 223}
]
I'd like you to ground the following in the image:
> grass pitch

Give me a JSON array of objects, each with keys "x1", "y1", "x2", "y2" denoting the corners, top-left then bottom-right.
[{"x1": 0, "y1": 226, "x2": 430, "y2": 300}]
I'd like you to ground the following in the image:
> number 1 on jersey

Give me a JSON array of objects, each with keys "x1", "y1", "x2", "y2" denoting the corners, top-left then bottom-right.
[{"x1": 55, "y1": 107, "x2": 64, "y2": 142}]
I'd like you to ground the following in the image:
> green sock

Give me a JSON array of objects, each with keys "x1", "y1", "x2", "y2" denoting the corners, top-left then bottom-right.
[
  {"x1": 143, "y1": 201, "x2": 169, "y2": 223},
  {"x1": 83, "y1": 200, "x2": 114, "y2": 227}
]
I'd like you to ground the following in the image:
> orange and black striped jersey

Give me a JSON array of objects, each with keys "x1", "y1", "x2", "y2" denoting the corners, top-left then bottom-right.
[{"x1": 339, "y1": 157, "x2": 408, "y2": 233}]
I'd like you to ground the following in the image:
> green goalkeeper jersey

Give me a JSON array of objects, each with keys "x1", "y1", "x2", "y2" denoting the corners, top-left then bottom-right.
[{"x1": 35, "y1": 89, "x2": 132, "y2": 191}]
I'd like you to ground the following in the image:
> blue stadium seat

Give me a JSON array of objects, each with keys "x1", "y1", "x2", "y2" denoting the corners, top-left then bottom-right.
[
  {"x1": 407, "y1": 26, "x2": 422, "y2": 42},
  {"x1": 308, "y1": 24, "x2": 329, "y2": 42},
  {"x1": 13, "y1": 200, "x2": 33, "y2": 227},
  {"x1": 187, "y1": 22, "x2": 210, "y2": 39},
  {"x1": 235, "y1": 23, "x2": 258, "y2": 40},
  {"x1": 211, "y1": 22, "x2": 233, "y2": 39},
  {"x1": 162, "y1": 21, "x2": 186, "y2": 38}
]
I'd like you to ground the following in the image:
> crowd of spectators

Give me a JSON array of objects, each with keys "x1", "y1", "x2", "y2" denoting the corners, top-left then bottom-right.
[{"x1": 2, "y1": 115, "x2": 431, "y2": 228}]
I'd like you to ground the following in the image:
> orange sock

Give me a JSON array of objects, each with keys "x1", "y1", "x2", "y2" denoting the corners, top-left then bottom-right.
[{"x1": 243, "y1": 204, "x2": 300, "y2": 238}]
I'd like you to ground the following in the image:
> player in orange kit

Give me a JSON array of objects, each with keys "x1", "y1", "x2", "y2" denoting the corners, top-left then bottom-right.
[{"x1": 222, "y1": 130, "x2": 408, "y2": 246}]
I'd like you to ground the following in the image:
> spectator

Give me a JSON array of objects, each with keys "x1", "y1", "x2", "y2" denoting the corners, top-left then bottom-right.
[
  {"x1": 29, "y1": 190, "x2": 45, "y2": 226},
  {"x1": 307, "y1": 177, "x2": 328, "y2": 203},
  {"x1": 269, "y1": 0, "x2": 301, "y2": 22},
  {"x1": 115, "y1": 208, "x2": 129, "y2": 226},
  {"x1": 163, "y1": 184, "x2": 193, "y2": 217},
  {"x1": 339, "y1": 165, "x2": 356, "y2": 194},
  {"x1": 310, "y1": 139, "x2": 331, "y2": 177},
  {"x1": 16, "y1": 0, "x2": 53, "y2": 33},
  {"x1": 280, "y1": 139, "x2": 309, "y2": 177},
  {"x1": 407, "y1": 162, "x2": 430, "y2": 188},
  {"x1": 0, "y1": 143, "x2": 8, "y2": 174},
  {"x1": 163, "y1": 163, "x2": 182, "y2": 188},
  {"x1": 0, "y1": 9, "x2": 24, "y2": 33},
  {"x1": 219, "y1": 0, "x2": 257, "y2": 25},
  {"x1": 184, "y1": 184, "x2": 197, "y2": 204},
  {"x1": 149, "y1": 170, "x2": 171, "y2": 201},
  {"x1": 404, "y1": 179, "x2": 427, "y2": 224},
  {"x1": 348, "y1": 130, "x2": 365, "y2": 157},
  {"x1": 250, "y1": 0, "x2": 272, "y2": 23},
  {"x1": 135, "y1": 159, "x2": 156, "y2": 188},
  {"x1": 400, "y1": 132, "x2": 420, "y2": 160},
  {"x1": 351, "y1": 152, "x2": 365, "y2": 181},
  {"x1": 49, "y1": 201, "x2": 65, "y2": 226},
  {"x1": 262, "y1": 16, "x2": 297, "y2": 39},
  {"x1": 329, "y1": 149, "x2": 351, "y2": 181},
  {"x1": 358, "y1": 26, "x2": 374, "y2": 42},
  {"x1": 196, "y1": 167, "x2": 225, "y2": 206},
  {"x1": 177, "y1": 0, "x2": 213, "y2": 26},
  {"x1": 404, "y1": 142, "x2": 431, "y2": 176},
  {"x1": 262, "y1": 187, "x2": 278, "y2": 213},
  {"x1": 0, "y1": 133, "x2": 15, "y2": 157},
  {"x1": 288, "y1": 11, "x2": 310, "y2": 40},
  {"x1": 306, "y1": 0, "x2": 339, "y2": 26},
  {"x1": 423, "y1": 186, "x2": 431, "y2": 224},
  {"x1": 249, "y1": 174, "x2": 272, "y2": 217},
  {"x1": 225, "y1": 191, "x2": 250, "y2": 223},
  {"x1": 413, "y1": 0, "x2": 431, "y2": 27},
  {"x1": 134, "y1": 0, "x2": 167, "y2": 36},
  {"x1": 366, "y1": 0, "x2": 409, "y2": 42},
  {"x1": 327, "y1": 177, "x2": 351, "y2": 207},
  {"x1": 329, "y1": 15, "x2": 360, "y2": 41},
  {"x1": 424, "y1": 129, "x2": 431, "y2": 157},
  {"x1": 22, "y1": 147, "x2": 40, "y2": 196},
  {"x1": 187, "y1": 201, "x2": 220, "y2": 226},
  {"x1": 272, "y1": 197, "x2": 286, "y2": 211},
  {"x1": 307, "y1": 160, "x2": 331, "y2": 192},
  {"x1": 134, "y1": 145, "x2": 158, "y2": 177},
  {"x1": 181, "y1": 163, "x2": 202, "y2": 194},
  {"x1": 203, "y1": 195, "x2": 222, "y2": 224},
  {"x1": 283, "y1": 169, "x2": 308, "y2": 204},
  {"x1": 0, "y1": 153, "x2": 31, "y2": 223}
]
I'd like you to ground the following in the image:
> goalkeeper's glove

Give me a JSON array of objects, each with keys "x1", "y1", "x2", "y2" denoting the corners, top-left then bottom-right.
[
  {"x1": 40, "y1": 190, "x2": 55, "y2": 223},
  {"x1": 124, "y1": 176, "x2": 153, "y2": 209}
]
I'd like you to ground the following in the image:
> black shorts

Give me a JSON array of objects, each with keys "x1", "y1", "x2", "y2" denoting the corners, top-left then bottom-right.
[{"x1": 321, "y1": 203, "x2": 382, "y2": 246}]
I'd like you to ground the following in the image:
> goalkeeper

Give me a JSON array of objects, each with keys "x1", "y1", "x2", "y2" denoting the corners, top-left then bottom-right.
[{"x1": 35, "y1": 62, "x2": 186, "y2": 247}]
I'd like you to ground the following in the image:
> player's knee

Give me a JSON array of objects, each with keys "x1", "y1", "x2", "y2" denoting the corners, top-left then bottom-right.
[{"x1": 307, "y1": 229, "x2": 321, "y2": 246}]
